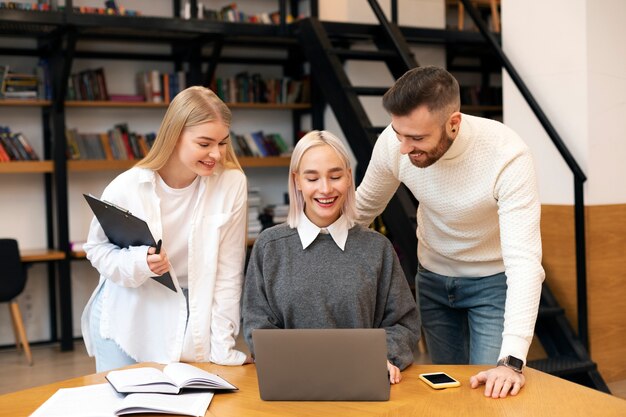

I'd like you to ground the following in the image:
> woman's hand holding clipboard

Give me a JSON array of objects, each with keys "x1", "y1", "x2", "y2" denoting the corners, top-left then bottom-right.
[{"x1": 83, "y1": 194, "x2": 177, "y2": 292}]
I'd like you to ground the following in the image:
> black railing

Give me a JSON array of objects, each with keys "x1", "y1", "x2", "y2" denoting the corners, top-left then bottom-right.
[{"x1": 460, "y1": 0, "x2": 589, "y2": 349}]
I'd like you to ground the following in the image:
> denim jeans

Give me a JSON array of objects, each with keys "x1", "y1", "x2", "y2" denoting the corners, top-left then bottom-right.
[
  {"x1": 90, "y1": 286, "x2": 190, "y2": 372},
  {"x1": 417, "y1": 264, "x2": 507, "y2": 365},
  {"x1": 90, "y1": 285, "x2": 137, "y2": 372}
]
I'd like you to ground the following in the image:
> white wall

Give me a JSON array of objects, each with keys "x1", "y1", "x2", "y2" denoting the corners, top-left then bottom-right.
[
  {"x1": 586, "y1": 0, "x2": 626, "y2": 204},
  {"x1": 502, "y1": 0, "x2": 626, "y2": 205}
]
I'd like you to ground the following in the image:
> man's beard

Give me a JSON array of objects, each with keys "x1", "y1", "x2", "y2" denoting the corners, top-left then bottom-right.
[{"x1": 409, "y1": 128, "x2": 454, "y2": 168}]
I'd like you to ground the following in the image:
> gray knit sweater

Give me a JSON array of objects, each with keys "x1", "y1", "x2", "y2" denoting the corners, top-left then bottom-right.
[{"x1": 243, "y1": 223, "x2": 420, "y2": 370}]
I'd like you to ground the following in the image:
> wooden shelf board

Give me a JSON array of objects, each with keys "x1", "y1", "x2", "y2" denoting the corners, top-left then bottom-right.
[
  {"x1": 0, "y1": 99, "x2": 51, "y2": 107},
  {"x1": 65, "y1": 100, "x2": 167, "y2": 108},
  {"x1": 0, "y1": 161, "x2": 54, "y2": 173},
  {"x1": 20, "y1": 249, "x2": 65, "y2": 263},
  {"x1": 68, "y1": 159, "x2": 137, "y2": 171},
  {"x1": 227, "y1": 102, "x2": 311, "y2": 110},
  {"x1": 65, "y1": 101, "x2": 310, "y2": 110},
  {"x1": 67, "y1": 157, "x2": 290, "y2": 171},
  {"x1": 239, "y1": 156, "x2": 291, "y2": 168}
]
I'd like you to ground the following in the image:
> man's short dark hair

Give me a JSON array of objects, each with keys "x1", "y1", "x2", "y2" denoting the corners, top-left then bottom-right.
[{"x1": 382, "y1": 66, "x2": 460, "y2": 118}]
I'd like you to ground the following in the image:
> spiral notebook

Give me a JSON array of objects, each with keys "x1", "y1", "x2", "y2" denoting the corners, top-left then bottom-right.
[{"x1": 83, "y1": 193, "x2": 176, "y2": 292}]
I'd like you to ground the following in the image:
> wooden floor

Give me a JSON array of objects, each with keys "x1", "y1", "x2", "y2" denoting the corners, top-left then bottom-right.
[{"x1": 1, "y1": 339, "x2": 626, "y2": 400}]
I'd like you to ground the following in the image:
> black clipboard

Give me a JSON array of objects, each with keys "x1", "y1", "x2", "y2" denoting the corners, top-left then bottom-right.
[{"x1": 83, "y1": 194, "x2": 177, "y2": 292}]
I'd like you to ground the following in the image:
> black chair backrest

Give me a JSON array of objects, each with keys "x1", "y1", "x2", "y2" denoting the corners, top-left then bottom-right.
[{"x1": 0, "y1": 239, "x2": 27, "y2": 302}]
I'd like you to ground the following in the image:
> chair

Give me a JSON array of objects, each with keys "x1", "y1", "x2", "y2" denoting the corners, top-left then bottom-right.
[{"x1": 0, "y1": 239, "x2": 33, "y2": 365}]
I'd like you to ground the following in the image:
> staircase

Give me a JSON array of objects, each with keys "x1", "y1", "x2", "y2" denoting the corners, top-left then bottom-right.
[
  {"x1": 530, "y1": 286, "x2": 610, "y2": 392},
  {"x1": 296, "y1": 0, "x2": 608, "y2": 393}
]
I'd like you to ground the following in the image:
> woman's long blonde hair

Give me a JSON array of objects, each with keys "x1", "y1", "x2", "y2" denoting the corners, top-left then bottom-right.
[{"x1": 136, "y1": 86, "x2": 242, "y2": 171}]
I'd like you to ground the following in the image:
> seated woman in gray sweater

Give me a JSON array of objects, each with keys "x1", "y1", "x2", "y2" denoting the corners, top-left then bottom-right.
[{"x1": 243, "y1": 130, "x2": 420, "y2": 384}]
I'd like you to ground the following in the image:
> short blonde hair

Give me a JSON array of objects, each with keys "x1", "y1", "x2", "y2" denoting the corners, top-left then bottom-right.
[
  {"x1": 136, "y1": 86, "x2": 242, "y2": 171},
  {"x1": 287, "y1": 130, "x2": 356, "y2": 228}
]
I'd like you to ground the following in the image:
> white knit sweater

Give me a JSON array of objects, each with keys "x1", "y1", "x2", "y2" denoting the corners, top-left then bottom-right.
[{"x1": 356, "y1": 114, "x2": 545, "y2": 363}]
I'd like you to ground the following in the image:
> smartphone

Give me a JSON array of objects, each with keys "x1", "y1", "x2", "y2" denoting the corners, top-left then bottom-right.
[{"x1": 418, "y1": 372, "x2": 461, "y2": 389}]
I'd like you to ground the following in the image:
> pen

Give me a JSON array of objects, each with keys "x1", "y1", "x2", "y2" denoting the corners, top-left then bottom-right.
[{"x1": 155, "y1": 239, "x2": 162, "y2": 255}]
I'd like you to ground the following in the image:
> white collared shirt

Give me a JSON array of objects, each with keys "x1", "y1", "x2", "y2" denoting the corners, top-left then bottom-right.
[{"x1": 296, "y1": 213, "x2": 349, "y2": 250}]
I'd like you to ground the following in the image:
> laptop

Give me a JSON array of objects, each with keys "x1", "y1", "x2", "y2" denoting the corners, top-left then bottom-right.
[{"x1": 252, "y1": 328, "x2": 390, "y2": 401}]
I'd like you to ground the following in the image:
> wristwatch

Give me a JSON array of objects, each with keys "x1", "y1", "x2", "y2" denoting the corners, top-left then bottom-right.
[{"x1": 497, "y1": 355, "x2": 524, "y2": 373}]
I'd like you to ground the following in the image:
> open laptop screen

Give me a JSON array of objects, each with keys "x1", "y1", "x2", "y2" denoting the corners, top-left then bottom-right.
[{"x1": 252, "y1": 328, "x2": 390, "y2": 401}]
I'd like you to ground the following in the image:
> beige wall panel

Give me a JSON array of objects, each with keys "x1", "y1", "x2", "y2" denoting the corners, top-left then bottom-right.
[
  {"x1": 540, "y1": 205, "x2": 577, "y2": 327},
  {"x1": 586, "y1": 205, "x2": 626, "y2": 382},
  {"x1": 540, "y1": 204, "x2": 626, "y2": 382}
]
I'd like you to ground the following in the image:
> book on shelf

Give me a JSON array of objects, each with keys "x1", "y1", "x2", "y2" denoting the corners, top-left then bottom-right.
[
  {"x1": 0, "y1": 65, "x2": 28, "y2": 99},
  {"x1": 248, "y1": 187, "x2": 263, "y2": 239},
  {"x1": 66, "y1": 67, "x2": 109, "y2": 101},
  {"x1": 66, "y1": 125, "x2": 155, "y2": 161},
  {"x1": 195, "y1": 2, "x2": 296, "y2": 24},
  {"x1": 137, "y1": 70, "x2": 186, "y2": 103},
  {"x1": 211, "y1": 73, "x2": 309, "y2": 104},
  {"x1": 29, "y1": 383, "x2": 213, "y2": 417},
  {"x1": 0, "y1": 66, "x2": 43, "y2": 99},
  {"x1": 0, "y1": 127, "x2": 40, "y2": 161},
  {"x1": 107, "y1": 93, "x2": 145, "y2": 102},
  {"x1": 106, "y1": 362, "x2": 237, "y2": 394},
  {"x1": 0, "y1": 2, "x2": 57, "y2": 11},
  {"x1": 232, "y1": 131, "x2": 291, "y2": 158}
]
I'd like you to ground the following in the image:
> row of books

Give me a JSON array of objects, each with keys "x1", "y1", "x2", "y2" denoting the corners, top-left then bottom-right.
[
  {"x1": 0, "y1": 62, "x2": 51, "y2": 100},
  {"x1": 0, "y1": 1, "x2": 140, "y2": 15},
  {"x1": 69, "y1": 0, "x2": 141, "y2": 16},
  {"x1": 232, "y1": 131, "x2": 291, "y2": 158},
  {"x1": 66, "y1": 124, "x2": 156, "y2": 161},
  {"x1": 247, "y1": 188, "x2": 262, "y2": 239},
  {"x1": 0, "y1": 126, "x2": 39, "y2": 162},
  {"x1": 211, "y1": 74, "x2": 310, "y2": 105},
  {"x1": 0, "y1": 2, "x2": 55, "y2": 11},
  {"x1": 179, "y1": 1, "x2": 296, "y2": 24},
  {"x1": 66, "y1": 68, "x2": 109, "y2": 101},
  {"x1": 137, "y1": 70, "x2": 187, "y2": 104}
]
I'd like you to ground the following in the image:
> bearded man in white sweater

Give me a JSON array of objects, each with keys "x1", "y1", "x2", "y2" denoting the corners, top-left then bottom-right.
[{"x1": 355, "y1": 66, "x2": 545, "y2": 399}]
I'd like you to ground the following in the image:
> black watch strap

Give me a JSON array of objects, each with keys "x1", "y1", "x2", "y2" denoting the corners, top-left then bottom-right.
[{"x1": 497, "y1": 355, "x2": 524, "y2": 373}]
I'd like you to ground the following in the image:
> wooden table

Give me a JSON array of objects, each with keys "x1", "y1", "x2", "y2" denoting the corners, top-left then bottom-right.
[{"x1": 1, "y1": 363, "x2": 625, "y2": 417}]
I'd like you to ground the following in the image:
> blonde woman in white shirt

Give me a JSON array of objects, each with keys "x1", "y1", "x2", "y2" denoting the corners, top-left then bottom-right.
[{"x1": 82, "y1": 86, "x2": 251, "y2": 371}]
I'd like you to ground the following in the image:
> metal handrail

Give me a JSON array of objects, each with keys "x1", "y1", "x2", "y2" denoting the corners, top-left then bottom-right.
[{"x1": 460, "y1": 0, "x2": 589, "y2": 349}]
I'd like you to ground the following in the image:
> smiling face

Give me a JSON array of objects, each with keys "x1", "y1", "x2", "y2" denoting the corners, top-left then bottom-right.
[
  {"x1": 160, "y1": 121, "x2": 230, "y2": 188},
  {"x1": 294, "y1": 144, "x2": 352, "y2": 228},
  {"x1": 391, "y1": 105, "x2": 455, "y2": 169}
]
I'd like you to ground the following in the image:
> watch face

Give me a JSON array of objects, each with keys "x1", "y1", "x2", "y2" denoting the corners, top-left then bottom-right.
[{"x1": 508, "y1": 356, "x2": 524, "y2": 370}]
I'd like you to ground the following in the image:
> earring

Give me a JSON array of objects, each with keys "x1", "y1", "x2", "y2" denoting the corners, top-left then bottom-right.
[{"x1": 451, "y1": 128, "x2": 456, "y2": 133}]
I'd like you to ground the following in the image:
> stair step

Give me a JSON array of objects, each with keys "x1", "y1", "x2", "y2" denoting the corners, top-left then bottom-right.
[
  {"x1": 528, "y1": 357, "x2": 597, "y2": 376},
  {"x1": 538, "y1": 305, "x2": 565, "y2": 318},
  {"x1": 352, "y1": 86, "x2": 390, "y2": 96},
  {"x1": 328, "y1": 48, "x2": 397, "y2": 61}
]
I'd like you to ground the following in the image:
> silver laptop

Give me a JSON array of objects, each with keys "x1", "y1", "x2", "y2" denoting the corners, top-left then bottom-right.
[{"x1": 252, "y1": 328, "x2": 390, "y2": 401}]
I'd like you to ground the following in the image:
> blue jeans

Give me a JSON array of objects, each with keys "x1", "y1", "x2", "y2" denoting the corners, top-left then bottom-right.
[
  {"x1": 90, "y1": 286, "x2": 190, "y2": 372},
  {"x1": 90, "y1": 285, "x2": 137, "y2": 372},
  {"x1": 417, "y1": 264, "x2": 507, "y2": 365}
]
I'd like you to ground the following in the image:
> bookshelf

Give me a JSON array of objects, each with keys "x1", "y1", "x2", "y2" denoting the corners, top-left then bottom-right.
[{"x1": 0, "y1": 1, "x2": 313, "y2": 351}]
